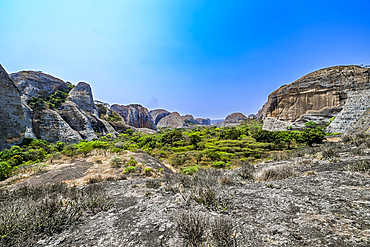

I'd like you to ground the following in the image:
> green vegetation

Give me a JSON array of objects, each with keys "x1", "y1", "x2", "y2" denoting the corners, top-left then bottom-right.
[
  {"x1": 0, "y1": 119, "x2": 328, "y2": 181},
  {"x1": 28, "y1": 82, "x2": 74, "y2": 110}
]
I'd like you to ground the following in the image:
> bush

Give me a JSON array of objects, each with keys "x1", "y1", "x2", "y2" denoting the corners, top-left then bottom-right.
[
  {"x1": 182, "y1": 166, "x2": 198, "y2": 175},
  {"x1": 211, "y1": 217, "x2": 237, "y2": 247},
  {"x1": 238, "y1": 162, "x2": 255, "y2": 180},
  {"x1": 122, "y1": 166, "x2": 136, "y2": 174},
  {"x1": 0, "y1": 162, "x2": 12, "y2": 180},
  {"x1": 211, "y1": 161, "x2": 227, "y2": 169},
  {"x1": 344, "y1": 160, "x2": 370, "y2": 174},
  {"x1": 146, "y1": 179, "x2": 161, "y2": 189},
  {"x1": 144, "y1": 167, "x2": 152, "y2": 176},
  {"x1": 175, "y1": 211, "x2": 208, "y2": 246},
  {"x1": 256, "y1": 164, "x2": 295, "y2": 182},
  {"x1": 109, "y1": 156, "x2": 123, "y2": 168}
]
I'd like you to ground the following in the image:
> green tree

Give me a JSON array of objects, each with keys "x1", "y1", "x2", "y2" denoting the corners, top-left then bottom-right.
[{"x1": 298, "y1": 128, "x2": 325, "y2": 146}]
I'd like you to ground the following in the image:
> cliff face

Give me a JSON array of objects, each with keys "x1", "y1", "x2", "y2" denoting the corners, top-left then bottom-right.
[
  {"x1": 0, "y1": 65, "x2": 26, "y2": 150},
  {"x1": 223, "y1": 112, "x2": 247, "y2": 127},
  {"x1": 111, "y1": 104, "x2": 157, "y2": 130},
  {"x1": 259, "y1": 66, "x2": 370, "y2": 133},
  {"x1": 68, "y1": 82, "x2": 98, "y2": 115},
  {"x1": 149, "y1": 109, "x2": 170, "y2": 125},
  {"x1": 258, "y1": 66, "x2": 369, "y2": 121},
  {"x1": 10, "y1": 71, "x2": 67, "y2": 103}
]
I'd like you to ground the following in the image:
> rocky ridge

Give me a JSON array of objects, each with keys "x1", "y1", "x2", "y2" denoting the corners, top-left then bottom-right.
[{"x1": 111, "y1": 104, "x2": 157, "y2": 131}]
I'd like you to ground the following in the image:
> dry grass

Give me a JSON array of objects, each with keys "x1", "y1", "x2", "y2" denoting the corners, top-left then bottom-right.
[{"x1": 256, "y1": 164, "x2": 296, "y2": 182}]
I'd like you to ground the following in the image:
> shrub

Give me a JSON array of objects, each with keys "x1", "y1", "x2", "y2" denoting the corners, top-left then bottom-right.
[
  {"x1": 122, "y1": 166, "x2": 136, "y2": 174},
  {"x1": 0, "y1": 162, "x2": 12, "y2": 180},
  {"x1": 212, "y1": 161, "x2": 227, "y2": 169},
  {"x1": 128, "y1": 157, "x2": 138, "y2": 166},
  {"x1": 146, "y1": 179, "x2": 161, "y2": 189},
  {"x1": 175, "y1": 211, "x2": 208, "y2": 246},
  {"x1": 256, "y1": 164, "x2": 295, "y2": 182},
  {"x1": 182, "y1": 166, "x2": 198, "y2": 175},
  {"x1": 322, "y1": 147, "x2": 340, "y2": 159},
  {"x1": 210, "y1": 217, "x2": 237, "y2": 247},
  {"x1": 144, "y1": 167, "x2": 152, "y2": 176},
  {"x1": 238, "y1": 162, "x2": 255, "y2": 180},
  {"x1": 109, "y1": 156, "x2": 123, "y2": 168},
  {"x1": 344, "y1": 160, "x2": 370, "y2": 174}
]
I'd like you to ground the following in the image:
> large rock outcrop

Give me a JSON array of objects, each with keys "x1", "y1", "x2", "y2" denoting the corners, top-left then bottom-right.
[
  {"x1": 0, "y1": 65, "x2": 27, "y2": 150},
  {"x1": 258, "y1": 66, "x2": 370, "y2": 133},
  {"x1": 67, "y1": 82, "x2": 97, "y2": 115},
  {"x1": 196, "y1": 118, "x2": 211, "y2": 125},
  {"x1": 157, "y1": 112, "x2": 188, "y2": 129},
  {"x1": 262, "y1": 117, "x2": 291, "y2": 131},
  {"x1": 149, "y1": 109, "x2": 170, "y2": 125},
  {"x1": 58, "y1": 101, "x2": 98, "y2": 141},
  {"x1": 32, "y1": 109, "x2": 82, "y2": 143},
  {"x1": 223, "y1": 113, "x2": 247, "y2": 127},
  {"x1": 111, "y1": 104, "x2": 157, "y2": 130},
  {"x1": 10, "y1": 71, "x2": 67, "y2": 103}
]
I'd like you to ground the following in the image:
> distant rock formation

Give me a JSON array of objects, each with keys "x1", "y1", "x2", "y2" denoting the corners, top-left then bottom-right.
[
  {"x1": 10, "y1": 70, "x2": 67, "y2": 103},
  {"x1": 0, "y1": 65, "x2": 27, "y2": 150},
  {"x1": 258, "y1": 66, "x2": 370, "y2": 133},
  {"x1": 195, "y1": 118, "x2": 211, "y2": 125},
  {"x1": 111, "y1": 104, "x2": 157, "y2": 130},
  {"x1": 223, "y1": 113, "x2": 247, "y2": 127},
  {"x1": 182, "y1": 114, "x2": 199, "y2": 124},
  {"x1": 157, "y1": 112, "x2": 188, "y2": 129},
  {"x1": 149, "y1": 109, "x2": 170, "y2": 125},
  {"x1": 68, "y1": 82, "x2": 98, "y2": 115}
]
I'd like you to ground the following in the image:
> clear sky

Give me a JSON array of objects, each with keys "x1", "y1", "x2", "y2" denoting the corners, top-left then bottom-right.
[{"x1": 1, "y1": 0, "x2": 369, "y2": 119}]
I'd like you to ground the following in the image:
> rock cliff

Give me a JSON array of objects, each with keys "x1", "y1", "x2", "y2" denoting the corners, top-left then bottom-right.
[
  {"x1": 0, "y1": 65, "x2": 27, "y2": 150},
  {"x1": 149, "y1": 109, "x2": 170, "y2": 125},
  {"x1": 111, "y1": 104, "x2": 157, "y2": 130},
  {"x1": 157, "y1": 112, "x2": 188, "y2": 129},
  {"x1": 10, "y1": 71, "x2": 67, "y2": 103},
  {"x1": 223, "y1": 113, "x2": 247, "y2": 127},
  {"x1": 195, "y1": 118, "x2": 211, "y2": 125},
  {"x1": 259, "y1": 66, "x2": 370, "y2": 133},
  {"x1": 67, "y1": 82, "x2": 98, "y2": 115}
]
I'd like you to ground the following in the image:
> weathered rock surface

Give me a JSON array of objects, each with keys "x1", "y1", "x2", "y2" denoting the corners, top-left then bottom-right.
[
  {"x1": 223, "y1": 112, "x2": 247, "y2": 127},
  {"x1": 342, "y1": 107, "x2": 370, "y2": 137},
  {"x1": 262, "y1": 117, "x2": 291, "y2": 131},
  {"x1": 67, "y1": 82, "x2": 98, "y2": 115},
  {"x1": 111, "y1": 104, "x2": 157, "y2": 130},
  {"x1": 10, "y1": 70, "x2": 67, "y2": 103},
  {"x1": 150, "y1": 109, "x2": 170, "y2": 125},
  {"x1": 58, "y1": 101, "x2": 98, "y2": 141},
  {"x1": 182, "y1": 114, "x2": 199, "y2": 124},
  {"x1": 21, "y1": 103, "x2": 37, "y2": 139},
  {"x1": 258, "y1": 66, "x2": 370, "y2": 133},
  {"x1": 0, "y1": 65, "x2": 26, "y2": 150},
  {"x1": 85, "y1": 113, "x2": 119, "y2": 137},
  {"x1": 34, "y1": 147, "x2": 370, "y2": 247},
  {"x1": 157, "y1": 112, "x2": 188, "y2": 129},
  {"x1": 32, "y1": 109, "x2": 82, "y2": 143},
  {"x1": 94, "y1": 100, "x2": 110, "y2": 109},
  {"x1": 195, "y1": 118, "x2": 211, "y2": 125}
]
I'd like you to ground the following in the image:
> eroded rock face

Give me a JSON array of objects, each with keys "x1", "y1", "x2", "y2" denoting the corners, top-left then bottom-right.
[
  {"x1": 195, "y1": 118, "x2": 211, "y2": 125},
  {"x1": 182, "y1": 114, "x2": 199, "y2": 124},
  {"x1": 157, "y1": 112, "x2": 188, "y2": 129},
  {"x1": 262, "y1": 117, "x2": 291, "y2": 131},
  {"x1": 21, "y1": 103, "x2": 37, "y2": 139},
  {"x1": 32, "y1": 109, "x2": 82, "y2": 143},
  {"x1": 58, "y1": 101, "x2": 98, "y2": 141},
  {"x1": 0, "y1": 65, "x2": 26, "y2": 150},
  {"x1": 258, "y1": 66, "x2": 370, "y2": 122},
  {"x1": 223, "y1": 113, "x2": 247, "y2": 127},
  {"x1": 85, "y1": 113, "x2": 119, "y2": 137},
  {"x1": 111, "y1": 104, "x2": 157, "y2": 130},
  {"x1": 149, "y1": 109, "x2": 170, "y2": 125},
  {"x1": 68, "y1": 82, "x2": 97, "y2": 115},
  {"x1": 10, "y1": 71, "x2": 67, "y2": 103}
]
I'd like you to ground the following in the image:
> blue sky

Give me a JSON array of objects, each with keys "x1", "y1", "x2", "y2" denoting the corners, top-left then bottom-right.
[{"x1": 1, "y1": 0, "x2": 369, "y2": 119}]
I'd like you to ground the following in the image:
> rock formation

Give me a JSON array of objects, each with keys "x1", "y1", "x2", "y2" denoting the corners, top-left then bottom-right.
[
  {"x1": 258, "y1": 66, "x2": 370, "y2": 133},
  {"x1": 67, "y1": 82, "x2": 98, "y2": 115},
  {"x1": 157, "y1": 112, "x2": 188, "y2": 129},
  {"x1": 149, "y1": 109, "x2": 170, "y2": 125},
  {"x1": 58, "y1": 101, "x2": 98, "y2": 141},
  {"x1": 262, "y1": 117, "x2": 291, "y2": 131},
  {"x1": 195, "y1": 118, "x2": 211, "y2": 125},
  {"x1": 111, "y1": 104, "x2": 157, "y2": 130},
  {"x1": 182, "y1": 114, "x2": 199, "y2": 124},
  {"x1": 223, "y1": 113, "x2": 247, "y2": 127},
  {"x1": 10, "y1": 71, "x2": 67, "y2": 103},
  {"x1": 0, "y1": 65, "x2": 27, "y2": 150},
  {"x1": 32, "y1": 109, "x2": 82, "y2": 143}
]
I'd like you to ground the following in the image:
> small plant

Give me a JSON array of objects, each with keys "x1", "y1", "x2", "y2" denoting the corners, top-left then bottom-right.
[
  {"x1": 122, "y1": 166, "x2": 136, "y2": 174},
  {"x1": 210, "y1": 216, "x2": 237, "y2": 247},
  {"x1": 182, "y1": 166, "x2": 198, "y2": 175},
  {"x1": 146, "y1": 179, "x2": 161, "y2": 189},
  {"x1": 344, "y1": 160, "x2": 370, "y2": 174},
  {"x1": 144, "y1": 167, "x2": 152, "y2": 176},
  {"x1": 238, "y1": 162, "x2": 255, "y2": 180},
  {"x1": 175, "y1": 211, "x2": 208, "y2": 246},
  {"x1": 109, "y1": 156, "x2": 123, "y2": 168},
  {"x1": 95, "y1": 158, "x2": 102, "y2": 164},
  {"x1": 256, "y1": 164, "x2": 295, "y2": 182},
  {"x1": 322, "y1": 148, "x2": 340, "y2": 159},
  {"x1": 128, "y1": 157, "x2": 138, "y2": 166}
]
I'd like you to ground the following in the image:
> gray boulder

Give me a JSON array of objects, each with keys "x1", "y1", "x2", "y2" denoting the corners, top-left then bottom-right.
[
  {"x1": 157, "y1": 112, "x2": 188, "y2": 129},
  {"x1": 223, "y1": 113, "x2": 248, "y2": 127},
  {"x1": 0, "y1": 64, "x2": 27, "y2": 150},
  {"x1": 182, "y1": 115, "x2": 200, "y2": 124},
  {"x1": 262, "y1": 117, "x2": 291, "y2": 131},
  {"x1": 150, "y1": 109, "x2": 170, "y2": 125}
]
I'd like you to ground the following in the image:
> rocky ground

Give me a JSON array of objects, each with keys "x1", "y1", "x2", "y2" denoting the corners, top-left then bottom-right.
[{"x1": 16, "y1": 144, "x2": 368, "y2": 247}]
